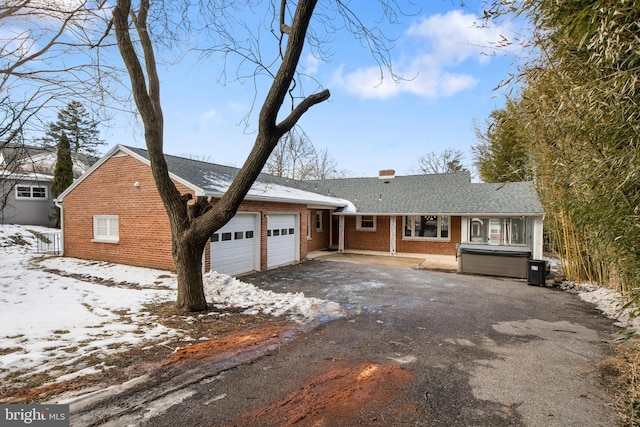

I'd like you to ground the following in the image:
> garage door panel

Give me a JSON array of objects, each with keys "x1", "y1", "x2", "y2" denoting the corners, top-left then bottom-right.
[
  {"x1": 267, "y1": 214, "x2": 298, "y2": 268},
  {"x1": 211, "y1": 214, "x2": 258, "y2": 276}
]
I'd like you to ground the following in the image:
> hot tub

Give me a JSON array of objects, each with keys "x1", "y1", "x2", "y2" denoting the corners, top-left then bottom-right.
[{"x1": 457, "y1": 243, "x2": 531, "y2": 279}]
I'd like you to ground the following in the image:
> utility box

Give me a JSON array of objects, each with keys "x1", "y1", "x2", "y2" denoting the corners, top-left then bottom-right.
[{"x1": 528, "y1": 259, "x2": 547, "y2": 286}]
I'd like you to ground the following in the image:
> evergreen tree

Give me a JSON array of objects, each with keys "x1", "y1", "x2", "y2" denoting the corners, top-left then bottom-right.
[
  {"x1": 50, "y1": 132, "x2": 74, "y2": 227},
  {"x1": 44, "y1": 101, "x2": 104, "y2": 156}
]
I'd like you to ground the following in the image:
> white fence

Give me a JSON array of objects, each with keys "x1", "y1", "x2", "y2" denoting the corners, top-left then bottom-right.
[{"x1": 36, "y1": 231, "x2": 62, "y2": 255}]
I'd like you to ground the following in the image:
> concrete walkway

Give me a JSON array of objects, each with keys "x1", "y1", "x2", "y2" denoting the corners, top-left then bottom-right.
[{"x1": 308, "y1": 250, "x2": 458, "y2": 271}]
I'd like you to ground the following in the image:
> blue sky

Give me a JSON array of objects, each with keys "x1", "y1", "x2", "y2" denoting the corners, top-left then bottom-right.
[{"x1": 103, "y1": 1, "x2": 522, "y2": 178}]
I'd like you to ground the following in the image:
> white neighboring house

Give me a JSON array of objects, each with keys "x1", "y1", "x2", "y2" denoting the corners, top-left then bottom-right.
[{"x1": 0, "y1": 144, "x2": 94, "y2": 226}]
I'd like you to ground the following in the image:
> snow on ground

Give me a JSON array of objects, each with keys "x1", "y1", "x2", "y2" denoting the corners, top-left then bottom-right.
[
  {"x1": 578, "y1": 286, "x2": 640, "y2": 333},
  {"x1": 204, "y1": 273, "x2": 343, "y2": 321},
  {"x1": 0, "y1": 224, "x2": 344, "y2": 386},
  {"x1": 1, "y1": 223, "x2": 637, "y2": 389},
  {"x1": 544, "y1": 255, "x2": 640, "y2": 334}
]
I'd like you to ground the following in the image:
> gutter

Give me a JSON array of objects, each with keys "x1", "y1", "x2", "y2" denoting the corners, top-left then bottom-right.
[
  {"x1": 202, "y1": 191, "x2": 350, "y2": 210},
  {"x1": 54, "y1": 198, "x2": 64, "y2": 256},
  {"x1": 331, "y1": 211, "x2": 545, "y2": 217}
]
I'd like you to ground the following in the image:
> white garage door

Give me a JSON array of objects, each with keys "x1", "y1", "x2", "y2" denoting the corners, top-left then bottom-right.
[
  {"x1": 267, "y1": 214, "x2": 298, "y2": 268},
  {"x1": 210, "y1": 214, "x2": 258, "y2": 276}
]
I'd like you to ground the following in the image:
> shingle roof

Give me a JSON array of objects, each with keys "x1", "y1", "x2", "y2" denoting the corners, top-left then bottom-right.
[
  {"x1": 1, "y1": 143, "x2": 98, "y2": 178},
  {"x1": 128, "y1": 146, "x2": 543, "y2": 215},
  {"x1": 307, "y1": 172, "x2": 544, "y2": 215},
  {"x1": 62, "y1": 145, "x2": 543, "y2": 216},
  {"x1": 124, "y1": 146, "x2": 353, "y2": 209}
]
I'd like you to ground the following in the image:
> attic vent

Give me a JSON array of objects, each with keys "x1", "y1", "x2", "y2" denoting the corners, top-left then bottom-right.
[{"x1": 378, "y1": 169, "x2": 395, "y2": 180}]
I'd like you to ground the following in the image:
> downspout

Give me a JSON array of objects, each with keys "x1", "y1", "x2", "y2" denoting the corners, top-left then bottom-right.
[
  {"x1": 54, "y1": 198, "x2": 64, "y2": 256},
  {"x1": 389, "y1": 216, "x2": 397, "y2": 255},
  {"x1": 339, "y1": 216, "x2": 345, "y2": 253}
]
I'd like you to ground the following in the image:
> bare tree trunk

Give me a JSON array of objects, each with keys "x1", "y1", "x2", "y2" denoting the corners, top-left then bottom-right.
[
  {"x1": 173, "y1": 227, "x2": 207, "y2": 310},
  {"x1": 114, "y1": 0, "x2": 328, "y2": 312}
]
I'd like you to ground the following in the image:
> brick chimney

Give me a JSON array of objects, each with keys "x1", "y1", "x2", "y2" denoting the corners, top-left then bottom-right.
[{"x1": 378, "y1": 169, "x2": 395, "y2": 180}]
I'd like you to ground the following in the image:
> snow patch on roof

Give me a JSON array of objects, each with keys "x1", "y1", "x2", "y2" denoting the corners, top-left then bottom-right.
[{"x1": 200, "y1": 171, "x2": 352, "y2": 208}]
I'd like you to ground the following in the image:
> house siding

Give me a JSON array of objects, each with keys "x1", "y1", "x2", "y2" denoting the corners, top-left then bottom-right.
[
  {"x1": 1, "y1": 179, "x2": 55, "y2": 227},
  {"x1": 63, "y1": 153, "x2": 311, "y2": 272}
]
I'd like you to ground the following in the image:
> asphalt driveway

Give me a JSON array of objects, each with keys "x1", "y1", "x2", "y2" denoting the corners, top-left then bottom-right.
[{"x1": 147, "y1": 256, "x2": 620, "y2": 426}]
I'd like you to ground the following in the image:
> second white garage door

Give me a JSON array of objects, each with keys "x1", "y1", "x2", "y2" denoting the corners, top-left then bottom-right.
[
  {"x1": 210, "y1": 214, "x2": 258, "y2": 276},
  {"x1": 267, "y1": 214, "x2": 298, "y2": 268}
]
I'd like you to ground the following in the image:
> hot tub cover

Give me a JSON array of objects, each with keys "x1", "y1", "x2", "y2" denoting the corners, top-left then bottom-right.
[{"x1": 457, "y1": 243, "x2": 531, "y2": 257}]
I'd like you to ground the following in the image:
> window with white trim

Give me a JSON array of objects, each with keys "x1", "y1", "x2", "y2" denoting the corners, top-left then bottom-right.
[
  {"x1": 315, "y1": 212, "x2": 323, "y2": 231},
  {"x1": 404, "y1": 215, "x2": 449, "y2": 240},
  {"x1": 356, "y1": 215, "x2": 376, "y2": 231},
  {"x1": 469, "y1": 217, "x2": 527, "y2": 245},
  {"x1": 15, "y1": 185, "x2": 48, "y2": 200},
  {"x1": 93, "y1": 215, "x2": 119, "y2": 243}
]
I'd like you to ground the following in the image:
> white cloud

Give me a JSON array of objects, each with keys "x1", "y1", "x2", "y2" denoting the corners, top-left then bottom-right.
[
  {"x1": 332, "y1": 10, "x2": 509, "y2": 100},
  {"x1": 303, "y1": 54, "x2": 320, "y2": 75},
  {"x1": 0, "y1": 28, "x2": 36, "y2": 64},
  {"x1": 196, "y1": 109, "x2": 221, "y2": 130},
  {"x1": 440, "y1": 72, "x2": 479, "y2": 97},
  {"x1": 228, "y1": 101, "x2": 248, "y2": 113},
  {"x1": 406, "y1": 10, "x2": 505, "y2": 65},
  {"x1": 0, "y1": 0, "x2": 111, "y2": 69}
]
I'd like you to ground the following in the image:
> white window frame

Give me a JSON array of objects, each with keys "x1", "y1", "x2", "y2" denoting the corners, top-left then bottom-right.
[
  {"x1": 467, "y1": 217, "x2": 528, "y2": 246},
  {"x1": 15, "y1": 185, "x2": 48, "y2": 200},
  {"x1": 403, "y1": 215, "x2": 450, "y2": 241},
  {"x1": 93, "y1": 215, "x2": 119, "y2": 243},
  {"x1": 315, "y1": 211, "x2": 323, "y2": 232},
  {"x1": 356, "y1": 215, "x2": 376, "y2": 231}
]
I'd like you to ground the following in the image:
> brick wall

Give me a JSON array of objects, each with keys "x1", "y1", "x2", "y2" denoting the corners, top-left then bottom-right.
[
  {"x1": 343, "y1": 215, "x2": 390, "y2": 252},
  {"x1": 342, "y1": 215, "x2": 461, "y2": 256},
  {"x1": 62, "y1": 152, "x2": 313, "y2": 272},
  {"x1": 396, "y1": 216, "x2": 461, "y2": 256},
  {"x1": 63, "y1": 151, "x2": 462, "y2": 272},
  {"x1": 306, "y1": 209, "x2": 331, "y2": 252},
  {"x1": 62, "y1": 153, "x2": 185, "y2": 271}
]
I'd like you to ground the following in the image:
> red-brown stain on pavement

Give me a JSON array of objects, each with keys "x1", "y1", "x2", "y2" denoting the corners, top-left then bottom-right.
[
  {"x1": 0, "y1": 380, "x2": 87, "y2": 403},
  {"x1": 163, "y1": 322, "x2": 299, "y2": 366},
  {"x1": 233, "y1": 361, "x2": 416, "y2": 426}
]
